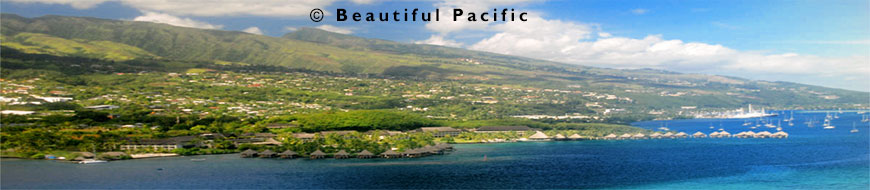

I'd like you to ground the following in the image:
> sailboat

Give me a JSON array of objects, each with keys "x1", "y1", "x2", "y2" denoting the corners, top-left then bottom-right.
[
  {"x1": 823, "y1": 119, "x2": 835, "y2": 129},
  {"x1": 79, "y1": 145, "x2": 107, "y2": 164},
  {"x1": 806, "y1": 118, "x2": 815, "y2": 128},
  {"x1": 851, "y1": 122, "x2": 859, "y2": 133},
  {"x1": 765, "y1": 118, "x2": 777, "y2": 128}
]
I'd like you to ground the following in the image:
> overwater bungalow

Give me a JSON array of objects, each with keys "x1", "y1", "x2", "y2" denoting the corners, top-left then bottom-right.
[
  {"x1": 755, "y1": 131, "x2": 773, "y2": 138},
  {"x1": 604, "y1": 134, "x2": 618, "y2": 140},
  {"x1": 278, "y1": 150, "x2": 298, "y2": 159},
  {"x1": 772, "y1": 131, "x2": 789, "y2": 138},
  {"x1": 619, "y1": 133, "x2": 632, "y2": 140},
  {"x1": 259, "y1": 150, "x2": 276, "y2": 158},
  {"x1": 241, "y1": 149, "x2": 258, "y2": 158},
  {"x1": 334, "y1": 150, "x2": 350, "y2": 159},
  {"x1": 649, "y1": 132, "x2": 662, "y2": 139},
  {"x1": 663, "y1": 132, "x2": 675, "y2": 138},
  {"x1": 739, "y1": 131, "x2": 757, "y2": 138},
  {"x1": 718, "y1": 131, "x2": 732, "y2": 138},
  {"x1": 709, "y1": 131, "x2": 721, "y2": 138},
  {"x1": 357, "y1": 150, "x2": 375, "y2": 159},
  {"x1": 693, "y1": 132, "x2": 707, "y2": 138},
  {"x1": 632, "y1": 133, "x2": 646, "y2": 139},
  {"x1": 568, "y1": 134, "x2": 583, "y2": 140},
  {"x1": 675, "y1": 132, "x2": 688, "y2": 138},
  {"x1": 404, "y1": 148, "x2": 426, "y2": 158},
  {"x1": 528, "y1": 131, "x2": 551, "y2": 141},
  {"x1": 380, "y1": 149, "x2": 402, "y2": 158},
  {"x1": 310, "y1": 150, "x2": 327, "y2": 159},
  {"x1": 554, "y1": 134, "x2": 567, "y2": 140}
]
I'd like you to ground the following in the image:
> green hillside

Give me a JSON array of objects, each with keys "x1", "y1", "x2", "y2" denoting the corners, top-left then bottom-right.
[{"x1": 1, "y1": 13, "x2": 867, "y2": 110}]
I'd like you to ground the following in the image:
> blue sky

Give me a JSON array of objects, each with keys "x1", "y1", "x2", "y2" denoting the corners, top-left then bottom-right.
[{"x1": 2, "y1": 0, "x2": 868, "y2": 91}]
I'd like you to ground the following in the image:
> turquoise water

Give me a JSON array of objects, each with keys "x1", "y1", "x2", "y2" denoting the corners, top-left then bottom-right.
[{"x1": 2, "y1": 111, "x2": 868, "y2": 189}]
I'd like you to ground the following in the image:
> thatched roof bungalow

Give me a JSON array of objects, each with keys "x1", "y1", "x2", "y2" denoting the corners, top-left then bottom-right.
[
  {"x1": 632, "y1": 133, "x2": 646, "y2": 139},
  {"x1": 310, "y1": 150, "x2": 327, "y2": 159},
  {"x1": 772, "y1": 131, "x2": 789, "y2": 138},
  {"x1": 604, "y1": 134, "x2": 618, "y2": 140},
  {"x1": 693, "y1": 132, "x2": 707, "y2": 138},
  {"x1": 279, "y1": 150, "x2": 298, "y2": 159},
  {"x1": 554, "y1": 134, "x2": 567, "y2": 140},
  {"x1": 380, "y1": 149, "x2": 402, "y2": 158},
  {"x1": 755, "y1": 131, "x2": 773, "y2": 138},
  {"x1": 334, "y1": 150, "x2": 350, "y2": 159},
  {"x1": 675, "y1": 132, "x2": 688, "y2": 138},
  {"x1": 663, "y1": 132, "x2": 674, "y2": 138},
  {"x1": 649, "y1": 132, "x2": 662, "y2": 139},
  {"x1": 357, "y1": 150, "x2": 375, "y2": 159},
  {"x1": 241, "y1": 149, "x2": 258, "y2": 158},
  {"x1": 619, "y1": 133, "x2": 632, "y2": 139},
  {"x1": 259, "y1": 150, "x2": 277, "y2": 158},
  {"x1": 718, "y1": 131, "x2": 732, "y2": 138},
  {"x1": 528, "y1": 131, "x2": 550, "y2": 141},
  {"x1": 568, "y1": 134, "x2": 583, "y2": 140}
]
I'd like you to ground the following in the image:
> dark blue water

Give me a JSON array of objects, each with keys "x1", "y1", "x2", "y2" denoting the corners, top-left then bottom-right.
[{"x1": 2, "y1": 111, "x2": 868, "y2": 189}]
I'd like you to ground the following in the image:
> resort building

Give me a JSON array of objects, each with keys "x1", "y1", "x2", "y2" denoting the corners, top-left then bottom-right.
[
  {"x1": 120, "y1": 136, "x2": 197, "y2": 151},
  {"x1": 413, "y1": 127, "x2": 462, "y2": 137},
  {"x1": 85, "y1": 105, "x2": 120, "y2": 110},
  {"x1": 475, "y1": 126, "x2": 534, "y2": 135}
]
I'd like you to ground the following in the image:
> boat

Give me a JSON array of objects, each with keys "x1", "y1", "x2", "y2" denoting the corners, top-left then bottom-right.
[
  {"x1": 78, "y1": 159, "x2": 107, "y2": 164},
  {"x1": 191, "y1": 158, "x2": 206, "y2": 162},
  {"x1": 851, "y1": 122, "x2": 859, "y2": 133},
  {"x1": 723, "y1": 104, "x2": 777, "y2": 118},
  {"x1": 823, "y1": 119, "x2": 835, "y2": 129},
  {"x1": 78, "y1": 145, "x2": 106, "y2": 164}
]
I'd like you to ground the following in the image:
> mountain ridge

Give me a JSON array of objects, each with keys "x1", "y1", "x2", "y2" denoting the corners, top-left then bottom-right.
[{"x1": 1, "y1": 13, "x2": 866, "y2": 109}]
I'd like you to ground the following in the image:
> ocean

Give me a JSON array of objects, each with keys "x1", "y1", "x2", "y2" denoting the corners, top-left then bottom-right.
[{"x1": 2, "y1": 110, "x2": 868, "y2": 189}]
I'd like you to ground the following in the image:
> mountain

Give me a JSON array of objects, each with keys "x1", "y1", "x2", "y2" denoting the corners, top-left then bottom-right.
[{"x1": 1, "y1": 13, "x2": 867, "y2": 110}]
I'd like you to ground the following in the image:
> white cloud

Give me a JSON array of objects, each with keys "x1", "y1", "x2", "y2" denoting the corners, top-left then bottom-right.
[
  {"x1": 10, "y1": 0, "x2": 338, "y2": 17},
  {"x1": 349, "y1": 0, "x2": 374, "y2": 4},
  {"x1": 630, "y1": 8, "x2": 648, "y2": 15},
  {"x1": 7, "y1": 0, "x2": 108, "y2": 9},
  {"x1": 242, "y1": 27, "x2": 263, "y2": 35},
  {"x1": 315, "y1": 25, "x2": 353, "y2": 34},
  {"x1": 133, "y1": 11, "x2": 223, "y2": 29},
  {"x1": 460, "y1": 15, "x2": 869, "y2": 90},
  {"x1": 415, "y1": 35, "x2": 464, "y2": 48}
]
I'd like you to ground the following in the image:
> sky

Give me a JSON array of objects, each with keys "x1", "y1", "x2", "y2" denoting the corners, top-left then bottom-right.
[{"x1": 2, "y1": 0, "x2": 869, "y2": 92}]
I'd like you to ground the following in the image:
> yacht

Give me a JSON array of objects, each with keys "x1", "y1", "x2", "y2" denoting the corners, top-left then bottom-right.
[
  {"x1": 851, "y1": 122, "x2": 859, "y2": 133},
  {"x1": 78, "y1": 159, "x2": 107, "y2": 164}
]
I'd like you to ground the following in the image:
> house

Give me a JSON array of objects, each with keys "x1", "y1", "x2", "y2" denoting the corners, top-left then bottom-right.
[
  {"x1": 475, "y1": 126, "x2": 534, "y2": 135},
  {"x1": 120, "y1": 136, "x2": 197, "y2": 151},
  {"x1": 0, "y1": 110, "x2": 35, "y2": 115},
  {"x1": 292, "y1": 133, "x2": 316, "y2": 141},
  {"x1": 85, "y1": 105, "x2": 120, "y2": 110},
  {"x1": 413, "y1": 127, "x2": 462, "y2": 137}
]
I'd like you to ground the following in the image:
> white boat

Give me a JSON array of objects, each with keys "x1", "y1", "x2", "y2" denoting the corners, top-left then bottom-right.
[
  {"x1": 851, "y1": 122, "x2": 859, "y2": 133},
  {"x1": 78, "y1": 159, "x2": 107, "y2": 164},
  {"x1": 725, "y1": 104, "x2": 777, "y2": 119}
]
